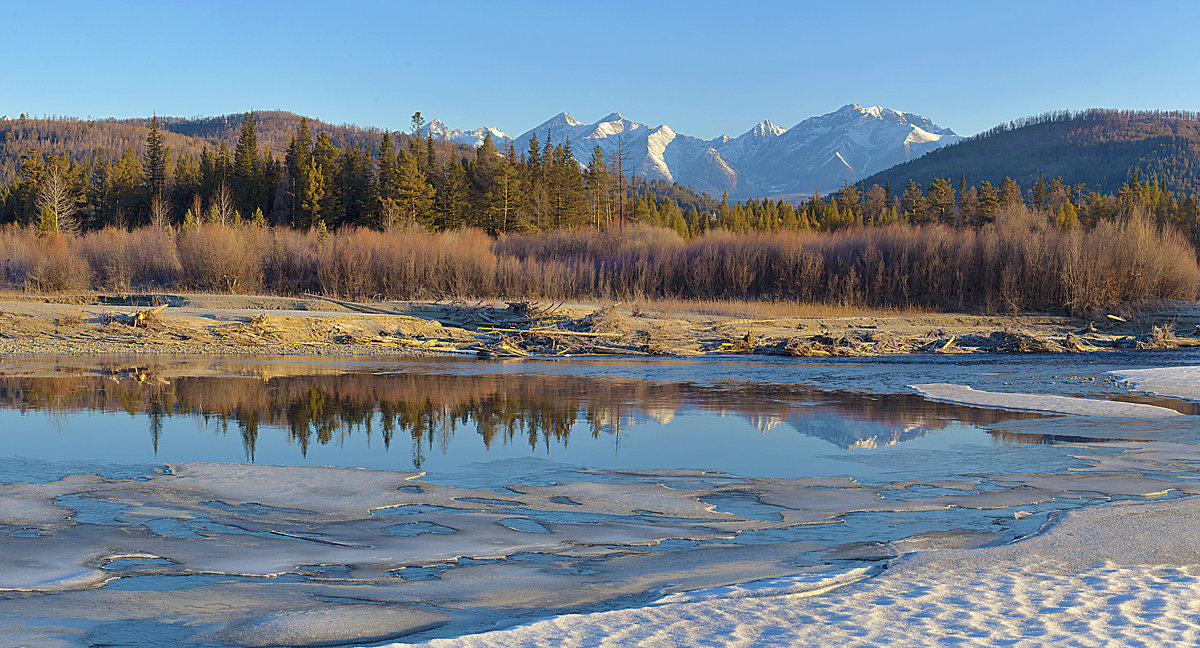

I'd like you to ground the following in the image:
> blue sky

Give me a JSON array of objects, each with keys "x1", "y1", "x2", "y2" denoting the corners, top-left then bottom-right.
[{"x1": 4, "y1": 0, "x2": 1198, "y2": 138}]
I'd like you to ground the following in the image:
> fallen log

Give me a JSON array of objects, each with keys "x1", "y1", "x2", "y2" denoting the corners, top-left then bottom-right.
[
  {"x1": 481, "y1": 327, "x2": 623, "y2": 337},
  {"x1": 300, "y1": 293, "x2": 404, "y2": 316}
]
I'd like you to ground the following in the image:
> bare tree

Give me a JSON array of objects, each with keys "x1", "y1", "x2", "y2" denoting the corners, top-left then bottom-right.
[
  {"x1": 149, "y1": 192, "x2": 172, "y2": 229},
  {"x1": 35, "y1": 166, "x2": 80, "y2": 236},
  {"x1": 210, "y1": 181, "x2": 235, "y2": 225},
  {"x1": 378, "y1": 197, "x2": 401, "y2": 232}
]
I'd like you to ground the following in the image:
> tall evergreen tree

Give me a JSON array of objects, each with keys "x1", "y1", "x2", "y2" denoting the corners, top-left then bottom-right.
[
  {"x1": 585, "y1": 144, "x2": 610, "y2": 227},
  {"x1": 234, "y1": 112, "x2": 259, "y2": 214},
  {"x1": 285, "y1": 119, "x2": 313, "y2": 226},
  {"x1": 437, "y1": 160, "x2": 471, "y2": 229},
  {"x1": 376, "y1": 132, "x2": 399, "y2": 215},
  {"x1": 396, "y1": 149, "x2": 434, "y2": 226},
  {"x1": 298, "y1": 158, "x2": 325, "y2": 229},
  {"x1": 142, "y1": 116, "x2": 167, "y2": 201}
]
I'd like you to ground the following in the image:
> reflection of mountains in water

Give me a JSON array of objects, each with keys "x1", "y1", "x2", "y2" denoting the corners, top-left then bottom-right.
[{"x1": 0, "y1": 370, "x2": 1043, "y2": 466}]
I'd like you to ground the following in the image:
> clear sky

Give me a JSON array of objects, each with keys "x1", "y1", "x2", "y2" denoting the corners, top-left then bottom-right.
[{"x1": 4, "y1": 0, "x2": 1198, "y2": 138}]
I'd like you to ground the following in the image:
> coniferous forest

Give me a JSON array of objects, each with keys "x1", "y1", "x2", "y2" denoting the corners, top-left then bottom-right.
[{"x1": 0, "y1": 110, "x2": 1197, "y2": 314}]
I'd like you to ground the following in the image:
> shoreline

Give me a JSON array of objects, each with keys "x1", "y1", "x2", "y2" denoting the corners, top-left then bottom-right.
[{"x1": 0, "y1": 293, "x2": 1197, "y2": 359}]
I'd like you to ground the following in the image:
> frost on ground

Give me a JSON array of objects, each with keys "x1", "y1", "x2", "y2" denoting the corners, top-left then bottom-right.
[
  {"x1": 1109, "y1": 366, "x2": 1200, "y2": 402},
  {"x1": 388, "y1": 498, "x2": 1200, "y2": 648},
  {"x1": 9, "y1": 449, "x2": 1200, "y2": 647},
  {"x1": 910, "y1": 383, "x2": 1183, "y2": 417}
]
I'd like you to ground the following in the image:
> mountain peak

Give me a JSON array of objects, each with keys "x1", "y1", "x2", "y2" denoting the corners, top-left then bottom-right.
[
  {"x1": 422, "y1": 119, "x2": 509, "y2": 147},
  {"x1": 557, "y1": 112, "x2": 583, "y2": 126},
  {"x1": 747, "y1": 119, "x2": 784, "y2": 138},
  {"x1": 511, "y1": 104, "x2": 960, "y2": 199}
]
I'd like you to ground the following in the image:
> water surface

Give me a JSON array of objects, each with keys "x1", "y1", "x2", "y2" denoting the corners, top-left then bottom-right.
[{"x1": 0, "y1": 351, "x2": 1197, "y2": 647}]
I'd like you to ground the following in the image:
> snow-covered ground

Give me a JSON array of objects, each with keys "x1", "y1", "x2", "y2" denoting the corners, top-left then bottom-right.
[{"x1": 386, "y1": 497, "x2": 1200, "y2": 648}]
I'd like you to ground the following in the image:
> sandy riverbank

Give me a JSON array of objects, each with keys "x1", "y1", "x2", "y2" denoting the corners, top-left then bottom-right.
[{"x1": 0, "y1": 293, "x2": 1197, "y2": 359}]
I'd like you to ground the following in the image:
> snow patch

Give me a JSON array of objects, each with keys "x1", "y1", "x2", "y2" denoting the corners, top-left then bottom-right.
[
  {"x1": 910, "y1": 383, "x2": 1182, "y2": 418},
  {"x1": 1108, "y1": 367, "x2": 1200, "y2": 402}
]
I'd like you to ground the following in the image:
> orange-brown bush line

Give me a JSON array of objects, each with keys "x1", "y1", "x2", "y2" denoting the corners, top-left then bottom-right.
[{"x1": 0, "y1": 205, "x2": 1195, "y2": 314}]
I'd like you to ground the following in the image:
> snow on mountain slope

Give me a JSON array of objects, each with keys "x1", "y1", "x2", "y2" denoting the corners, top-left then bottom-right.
[
  {"x1": 439, "y1": 104, "x2": 960, "y2": 198},
  {"x1": 733, "y1": 104, "x2": 963, "y2": 196},
  {"x1": 512, "y1": 112, "x2": 740, "y2": 196},
  {"x1": 711, "y1": 119, "x2": 786, "y2": 166},
  {"x1": 423, "y1": 119, "x2": 509, "y2": 148}
]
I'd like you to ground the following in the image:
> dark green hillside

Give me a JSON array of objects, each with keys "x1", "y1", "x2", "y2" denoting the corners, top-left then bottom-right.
[{"x1": 864, "y1": 110, "x2": 1200, "y2": 195}]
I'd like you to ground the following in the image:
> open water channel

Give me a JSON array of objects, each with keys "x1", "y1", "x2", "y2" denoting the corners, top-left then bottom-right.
[{"x1": 0, "y1": 351, "x2": 1197, "y2": 646}]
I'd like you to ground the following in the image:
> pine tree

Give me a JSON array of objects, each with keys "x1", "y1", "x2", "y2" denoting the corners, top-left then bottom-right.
[
  {"x1": 585, "y1": 144, "x2": 610, "y2": 227},
  {"x1": 550, "y1": 139, "x2": 587, "y2": 228},
  {"x1": 927, "y1": 177, "x2": 957, "y2": 224},
  {"x1": 396, "y1": 150, "x2": 434, "y2": 226},
  {"x1": 437, "y1": 160, "x2": 470, "y2": 229},
  {"x1": 285, "y1": 119, "x2": 313, "y2": 225},
  {"x1": 485, "y1": 157, "x2": 523, "y2": 233},
  {"x1": 142, "y1": 116, "x2": 167, "y2": 200},
  {"x1": 901, "y1": 180, "x2": 928, "y2": 223},
  {"x1": 234, "y1": 112, "x2": 259, "y2": 214},
  {"x1": 376, "y1": 132, "x2": 399, "y2": 225},
  {"x1": 1032, "y1": 173, "x2": 1048, "y2": 210},
  {"x1": 661, "y1": 198, "x2": 688, "y2": 237},
  {"x1": 298, "y1": 158, "x2": 325, "y2": 229},
  {"x1": 976, "y1": 180, "x2": 1000, "y2": 223},
  {"x1": 312, "y1": 133, "x2": 342, "y2": 225}
]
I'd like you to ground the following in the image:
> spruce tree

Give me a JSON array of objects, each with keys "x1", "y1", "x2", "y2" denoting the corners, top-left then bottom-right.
[
  {"x1": 142, "y1": 116, "x2": 167, "y2": 201},
  {"x1": 437, "y1": 160, "x2": 470, "y2": 229},
  {"x1": 585, "y1": 145, "x2": 610, "y2": 226},
  {"x1": 285, "y1": 119, "x2": 313, "y2": 225},
  {"x1": 396, "y1": 150, "x2": 434, "y2": 226},
  {"x1": 376, "y1": 132, "x2": 399, "y2": 211},
  {"x1": 234, "y1": 112, "x2": 258, "y2": 213},
  {"x1": 298, "y1": 158, "x2": 325, "y2": 229}
]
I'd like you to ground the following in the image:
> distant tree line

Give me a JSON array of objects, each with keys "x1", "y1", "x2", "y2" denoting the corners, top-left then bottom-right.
[{"x1": 0, "y1": 111, "x2": 1199, "y2": 252}]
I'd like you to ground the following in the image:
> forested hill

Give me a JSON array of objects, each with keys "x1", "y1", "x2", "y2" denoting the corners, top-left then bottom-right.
[
  {"x1": 0, "y1": 112, "x2": 450, "y2": 183},
  {"x1": 863, "y1": 110, "x2": 1200, "y2": 195}
]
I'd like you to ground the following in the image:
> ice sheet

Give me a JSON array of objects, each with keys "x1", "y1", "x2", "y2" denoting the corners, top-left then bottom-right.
[
  {"x1": 910, "y1": 383, "x2": 1183, "y2": 417},
  {"x1": 1109, "y1": 366, "x2": 1200, "y2": 402},
  {"x1": 386, "y1": 498, "x2": 1200, "y2": 647},
  {"x1": 9, "y1": 450, "x2": 1200, "y2": 647}
]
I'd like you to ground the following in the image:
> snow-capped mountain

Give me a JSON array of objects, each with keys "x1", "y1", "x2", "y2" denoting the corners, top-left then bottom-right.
[
  {"x1": 730, "y1": 104, "x2": 964, "y2": 197},
  {"x1": 422, "y1": 119, "x2": 508, "y2": 148},
  {"x1": 710, "y1": 119, "x2": 786, "y2": 166},
  {"x1": 511, "y1": 112, "x2": 739, "y2": 196},
  {"x1": 436, "y1": 104, "x2": 962, "y2": 198}
]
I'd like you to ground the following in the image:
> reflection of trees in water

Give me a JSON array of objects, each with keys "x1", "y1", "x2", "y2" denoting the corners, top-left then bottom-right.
[{"x1": 0, "y1": 372, "x2": 1044, "y2": 466}]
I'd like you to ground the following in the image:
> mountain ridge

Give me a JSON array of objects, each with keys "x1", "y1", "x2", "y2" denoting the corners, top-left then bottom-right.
[{"x1": 503, "y1": 104, "x2": 961, "y2": 198}]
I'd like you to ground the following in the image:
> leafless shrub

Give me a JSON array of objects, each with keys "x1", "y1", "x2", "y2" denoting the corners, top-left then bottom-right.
[
  {"x1": 0, "y1": 219, "x2": 1193, "y2": 312},
  {"x1": 177, "y1": 223, "x2": 261, "y2": 292},
  {"x1": 26, "y1": 236, "x2": 91, "y2": 292},
  {"x1": 80, "y1": 227, "x2": 181, "y2": 290},
  {"x1": 261, "y1": 227, "x2": 320, "y2": 294}
]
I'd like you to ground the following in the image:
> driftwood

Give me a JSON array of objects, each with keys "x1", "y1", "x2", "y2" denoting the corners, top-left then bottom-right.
[
  {"x1": 300, "y1": 293, "x2": 403, "y2": 316},
  {"x1": 481, "y1": 327, "x2": 622, "y2": 338}
]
